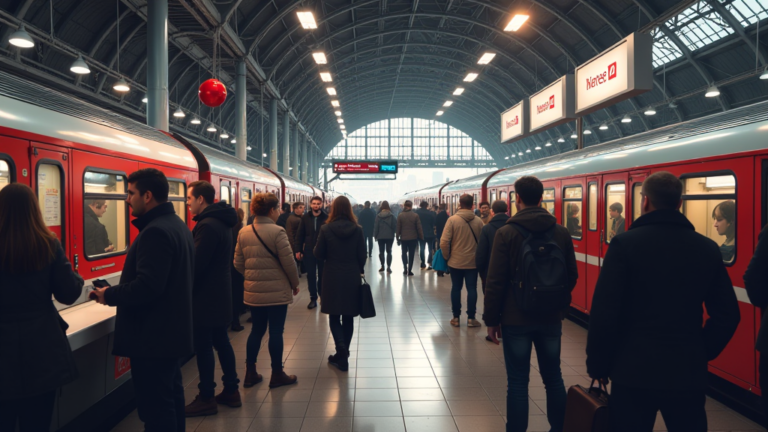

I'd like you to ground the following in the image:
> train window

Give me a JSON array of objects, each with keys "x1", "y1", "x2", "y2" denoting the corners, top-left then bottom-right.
[
  {"x1": 508, "y1": 191, "x2": 517, "y2": 216},
  {"x1": 682, "y1": 174, "x2": 736, "y2": 264},
  {"x1": 563, "y1": 187, "x2": 583, "y2": 240},
  {"x1": 241, "y1": 187, "x2": 252, "y2": 222},
  {"x1": 0, "y1": 159, "x2": 11, "y2": 191},
  {"x1": 473, "y1": 193, "x2": 478, "y2": 209},
  {"x1": 220, "y1": 184, "x2": 231, "y2": 204},
  {"x1": 37, "y1": 163, "x2": 64, "y2": 244},
  {"x1": 83, "y1": 171, "x2": 128, "y2": 259},
  {"x1": 490, "y1": 190, "x2": 497, "y2": 203},
  {"x1": 632, "y1": 183, "x2": 643, "y2": 222},
  {"x1": 541, "y1": 188, "x2": 555, "y2": 216},
  {"x1": 168, "y1": 181, "x2": 187, "y2": 223},
  {"x1": 588, "y1": 183, "x2": 597, "y2": 231},
  {"x1": 605, "y1": 184, "x2": 626, "y2": 244}
]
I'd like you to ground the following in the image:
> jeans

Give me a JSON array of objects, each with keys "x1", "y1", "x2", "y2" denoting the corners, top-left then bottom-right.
[
  {"x1": 0, "y1": 390, "x2": 55, "y2": 432},
  {"x1": 303, "y1": 251, "x2": 324, "y2": 300},
  {"x1": 501, "y1": 324, "x2": 566, "y2": 432},
  {"x1": 401, "y1": 239, "x2": 418, "y2": 272},
  {"x1": 329, "y1": 315, "x2": 354, "y2": 351},
  {"x1": 194, "y1": 325, "x2": 240, "y2": 398},
  {"x1": 378, "y1": 239, "x2": 393, "y2": 268},
  {"x1": 449, "y1": 267, "x2": 478, "y2": 318},
  {"x1": 247, "y1": 305, "x2": 288, "y2": 371},
  {"x1": 364, "y1": 235, "x2": 374, "y2": 256},
  {"x1": 419, "y1": 237, "x2": 435, "y2": 267},
  {"x1": 610, "y1": 384, "x2": 706, "y2": 432},
  {"x1": 131, "y1": 357, "x2": 185, "y2": 432}
]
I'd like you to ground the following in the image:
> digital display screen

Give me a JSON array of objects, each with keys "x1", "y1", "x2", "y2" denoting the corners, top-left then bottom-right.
[{"x1": 333, "y1": 160, "x2": 398, "y2": 174}]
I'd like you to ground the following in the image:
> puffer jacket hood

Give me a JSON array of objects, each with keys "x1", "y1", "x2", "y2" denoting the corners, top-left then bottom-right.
[
  {"x1": 194, "y1": 202, "x2": 238, "y2": 227},
  {"x1": 506, "y1": 207, "x2": 556, "y2": 232},
  {"x1": 327, "y1": 219, "x2": 359, "y2": 238},
  {"x1": 377, "y1": 210, "x2": 393, "y2": 218}
]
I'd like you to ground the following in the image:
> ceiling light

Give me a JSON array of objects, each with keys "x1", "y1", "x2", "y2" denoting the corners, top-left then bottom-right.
[
  {"x1": 263, "y1": 153, "x2": 268, "y2": 157},
  {"x1": 504, "y1": 156, "x2": 510, "y2": 160},
  {"x1": 535, "y1": 145, "x2": 541, "y2": 150},
  {"x1": 173, "y1": 107, "x2": 185, "y2": 118},
  {"x1": 296, "y1": 11, "x2": 317, "y2": 29},
  {"x1": 337, "y1": 118, "x2": 344, "y2": 123},
  {"x1": 705, "y1": 85, "x2": 720, "y2": 98},
  {"x1": 334, "y1": 110, "x2": 342, "y2": 116},
  {"x1": 313, "y1": 52, "x2": 327, "y2": 64},
  {"x1": 70, "y1": 55, "x2": 90, "y2": 74},
  {"x1": 142, "y1": 94, "x2": 148, "y2": 103},
  {"x1": 570, "y1": 133, "x2": 578, "y2": 139},
  {"x1": 463, "y1": 72, "x2": 478, "y2": 82},
  {"x1": 545, "y1": 142, "x2": 552, "y2": 147},
  {"x1": 9, "y1": 25, "x2": 34, "y2": 48},
  {"x1": 443, "y1": 101, "x2": 453, "y2": 107},
  {"x1": 584, "y1": 129, "x2": 592, "y2": 135},
  {"x1": 761, "y1": 67, "x2": 768, "y2": 80},
  {"x1": 113, "y1": 78, "x2": 130, "y2": 92},
  {"x1": 340, "y1": 125, "x2": 345, "y2": 129},
  {"x1": 510, "y1": 154, "x2": 515, "y2": 157},
  {"x1": 621, "y1": 115, "x2": 632, "y2": 123},
  {"x1": 558, "y1": 137, "x2": 565, "y2": 143},
  {"x1": 231, "y1": 139, "x2": 236, "y2": 144},
  {"x1": 644, "y1": 107, "x2": 657, "y2": 116},
  {"x1": 518, "y1": 152, "x2": 523, "y2": 156},
  {"x1": 477, "y1": 53, "x2": 496, "y2": 65},
  {"x1": 505, "y1": 14, "x2": 529, "y2": 32},
  {"x1": 247, "y1": 145, "x2": 252, "y2": 150},
  {"x1": 436, "y1": 110, "x2": 444, "y2": 116},
  {"x1": 207, "y1": 124, "x2": 217, "y2": 132},
  {"x1": 599, "y1": 123, "x2": 608, "y2": 130},
  {"x1": 191, "y1": 117, "x2": 201, "y2": 125},
  {"x1": 526, "y1": 149, "x2": 531, "y2": 153},
  {"x1": 326, "y1": 87, "x2": 336, "y2": 95},
  {"x1": 320, "y1": 72, "x2": 332, "y2": 82},
  {"x1": 220, "y1": 132, "x2": 230, "y2": 139},
  {"x1": 331, "y1": 100, "x2": 340, "y2": 107},
  {"x1": 453, "y1": 87, "x2": 465, "y2": 95}
]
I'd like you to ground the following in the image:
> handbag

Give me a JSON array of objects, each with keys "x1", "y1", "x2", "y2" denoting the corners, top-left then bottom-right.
[
  {"x1": 359, "y1": 275, "x2": 376, "y2": 319},
  {"x1": 563, "y1": 379, "x2": 610, "y2": 432},
  {"x1": 431, "y1": 248, "x2": 449, "y2": 272}
]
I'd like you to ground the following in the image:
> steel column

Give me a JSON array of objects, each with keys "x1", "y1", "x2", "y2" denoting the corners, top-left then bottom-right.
[
  {"x1": 235, "y1": 59, "x2": 247, "y2": 161},
  {"x1": 146, "y1": 0, "x2": 169, "y2": 131},
  {"x1": 282, "y1": 113, "x2": 290, "y2": 175},
  {"x1": 269, "y1": 99, "x2": 278, "y2": 169},
  {"x1": 301, "y1": 134, "x2": 308, "y2": 182},
  {"x1": 292, "y1": 123, "x2": 300, "y2": 179}
]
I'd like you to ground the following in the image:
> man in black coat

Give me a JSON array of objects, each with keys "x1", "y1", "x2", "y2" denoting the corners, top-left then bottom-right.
[
  {"x1": 92, "y1": 168, "x2": 195, "y2": 432},
  {"x1": 476, "y1": 199, "x2": 508, "y2": 293},
  {"x1": 84, "y1": 199, "x2": 114, "y2": 256},
  {"x1": 435, "y1": 203, "x2": 449, "y2": 276},
  {"x1": 415, "y1": 201, "x2": 437, "y2": 269},
  {"x1": 587, "y1": 172, "x2": 740, "y2": 432},
  {"x1": 276, "y1": 202, "x2": 291, "y2": 228},
  {"x1": 296, "y1": 196, "x2": 328, "y2": 309},
  {"x1": 358, "y1": 201, "x2": 376, "y2": 258},
  {"x1": 744, "y1": 224, "x2": 768, "y2": 427},
  {"x1": 183, "y1": 181, "x2": 241, "y2": 417}
]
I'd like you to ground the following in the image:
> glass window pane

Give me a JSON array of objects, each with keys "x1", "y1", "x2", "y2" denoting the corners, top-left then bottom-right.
[
  {"x1": 172, "y1": 201, "x2": 187, "y2": 223},
  {"x1": 633, "y1": 184, "x2": 643, "y2": 222},
  {"x1": 220, "y1": 185, "x2": 230, "y2": 204},
  {"x1": 606, "y1": 184, "x2": 626, "y2": 243},
  {"x1": 541, "y1": 188, "x2": 555, "y2": 215},
  {"x1": 683, "y1": 176, "x2": 736, "y2": 263},
  {"x1": 0, "y1": 160, "x2": 10, "y2": 191},
  {"x1": 563, "y1": 187, "x2": 582, "y2": 239},
  {"x1": 588, "y1": 183, "x2": 597, "y2": 231},
  {"x1": 168, "y1": 181, "x2": 184, "y2": 198},
  {"x1": 509, "y1": 191, "x2": 517, "y2": 216},
  {"x1": 84, "y1": 171, "x2": 124, "y2": 193},
  {"x1": 84, "y1": 199, "x2": 127, "y2": 258}
]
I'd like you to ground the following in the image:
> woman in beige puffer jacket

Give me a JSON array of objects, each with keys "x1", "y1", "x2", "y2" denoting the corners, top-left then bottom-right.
[{"x1": 234, "y1": 193, "x2": 300, "y2": 389}]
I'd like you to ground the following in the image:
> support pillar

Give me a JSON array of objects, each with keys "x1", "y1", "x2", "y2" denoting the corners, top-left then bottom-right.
[
  {"x1": 269, "y1": 99, "x2": 278, "y2": 169},
  {"x1": 310, "y1": 147, "x2": 315, "y2": 186},
  {"x1": 301, "y1": 135, "x2": 308, "y2": 182},
  {"x1": 235, "y1": 60, "x2": 247, "y2": 161},
  {"x1": 292, "y1": 124, "x2": 300, "y2": 179},
  {"x1": 576, "y1": 118, "x2": 584, "y2": 150},
  {"x1": 147, "y1": 0, "x2": 169, "y2": 131},
  {"x1": 282, "y1": 114, "x2": 290, "y2": 175}
]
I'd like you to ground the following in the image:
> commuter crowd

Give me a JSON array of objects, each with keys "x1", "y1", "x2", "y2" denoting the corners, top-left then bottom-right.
[{"x1": 0, "y1": 168, "x2": 763, "y2": 432}]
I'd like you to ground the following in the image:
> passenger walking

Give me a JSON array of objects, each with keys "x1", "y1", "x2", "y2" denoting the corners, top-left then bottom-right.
[
  {"x1": 435, "y1": 203, "x2": 449, "y2": 277},
  {"x1": 396, "y1": 200, "x2": 424, "y2": 276},
  {"x1": 231, "y1": 208, "x2": 246, "y2": 332},
  {"x1": 440, "y1": 194, "x2": 483, "y2": 326},
  {"x1": 285, "y1": 201, "x2": 305, "y2": 277},
  {"x1": 314, "y1": 196, "x2": 367, "y2": 372},
  {"x1": 358, "y1": 201, "x2": 376, "y2": 257},
  {"x1": 91, "y1": 168, "x2": 195, "y2": 432},
  {"x1": 745, "y1": 218, "x2": 768, "y2": 428},
  {"x1": 483, "y1": 177, "x2": 578, "y2": 432},
  {"x1": 276, "y1": 202, "x2": 291, "y2": 228},
  {"x1": 415, "y1": 201, "x2": 437, "y2": 270},
  {"x1": 183, "y1": 181, "x2": 241, "y2": 417},
  {"x1": 296, "y1": 196, "x2": 328, "y2": 309},
  {"x1": 235, "y1": 193, "x2": 301, "y2": 389},
  {"x1": 0, "y1": 184, "x2": 84, "y2": 432},
  {"x1": 374, "y1": 200, "x2": 397, "y2": 273},
  {"x1": 476, "y1": 199, "x2": 508, "y2": 295},
  {"x1": 478, "y1": 201, "x2": 491, "y2": 225},
  {"x1": 587, "y1": 171, "x2": 740, "y2": 432}
]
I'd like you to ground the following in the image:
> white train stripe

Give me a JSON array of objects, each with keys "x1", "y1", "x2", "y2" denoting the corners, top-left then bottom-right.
[
  {"x1": 574, "y1": 252, "x2": 586, "y2": 263},
  {"x1": 734, "y1": 286, "x2": 751, "y2": 305}
]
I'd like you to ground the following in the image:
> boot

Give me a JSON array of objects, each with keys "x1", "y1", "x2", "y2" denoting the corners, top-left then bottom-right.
[
  {"x1": 269, "y1": 370, "x2": 298, "y2": 389},
  {"x1": 185, "y1": 394, "x2": 218, "y2": 417},
  {"x1": 231, "y1": 323, "x2": 244, "y2": 332},
  {"x1": 328, "y1": 348, "x2": 350, "y2": 372},
  {"x1": 214, "y1": 389, "x2": 242, "y2": 407},
  {"x1": 243, "y1": 363, "x2": 263, "y2": 388}
]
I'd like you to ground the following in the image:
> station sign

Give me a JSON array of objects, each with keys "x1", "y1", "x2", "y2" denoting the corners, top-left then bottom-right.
[
  {"x1": 333, "y1": 160, "x2": 398, "y2": 174},
  {"x1": 575, "y1": 32, "x2": 653, "y2": 116},
  {"x1": 500, "y1": 100, "x2": 528, "y2": 144},
  {"x1": 528, "y1": 75, "x2": 576, "y2": 134}
]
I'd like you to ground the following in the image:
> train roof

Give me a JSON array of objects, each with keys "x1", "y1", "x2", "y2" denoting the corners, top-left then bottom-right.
[
  {"x1": 442, "y1": 170, "x2": 502, "y2": 192},
  {"x1": 489, "y1": 99, "x2": 768, "y2": 187},
  {"x1": 0, "y1": 71, "x2": 195, "y2": 168},
  {"x1": 278, "y1": 173, "x2": 314, "y2": 194}
]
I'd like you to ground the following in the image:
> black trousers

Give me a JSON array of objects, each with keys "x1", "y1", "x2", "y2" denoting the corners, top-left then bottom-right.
[
  {"x1": 609, "y1": 383, "x2": 706, "y2": 432},
  {"x1": 0, "y1": 390, "x2": 56, "y2": 432},
  {"x1": 419, "y1": 237, "x2": 435, "y2": 267},
  {"x1": 329, "y1": 315, "x2": 354, "y2": 351},
  {"x1": 131, "y1": 357, "x2": 185, "y2": 432},
  {"x1": 303, "y1": 250, "x2": 324, "y2": 300},
  {"x1": 378, "y1": 239, "x2": 393, "y2": 268},
  {"x1": 364, "y1": 235, "x2": 374, "y2": 256},
  {"x1": 401, "y1": 239, "x2": 418, "y2": 272},
  {"x1": 194, "y1": 325, "x2": 240, "y2": 398},
  {"x1": 760, "y1": 352, "x2": 768, "y2": 428},
  {"x1": 231, "y1": 269, "x2": 245, "y2": 326}
]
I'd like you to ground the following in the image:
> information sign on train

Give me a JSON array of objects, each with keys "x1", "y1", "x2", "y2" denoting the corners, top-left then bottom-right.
[{"x1": 333, "y1": 160, "x2": 398, "y2": 174}]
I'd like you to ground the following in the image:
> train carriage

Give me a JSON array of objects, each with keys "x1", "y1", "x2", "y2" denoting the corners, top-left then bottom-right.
[{"x1": 440, "y1": 170, "x2": 503, "y2": 215}]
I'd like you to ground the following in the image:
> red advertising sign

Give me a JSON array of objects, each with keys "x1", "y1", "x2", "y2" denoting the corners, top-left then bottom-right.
[{"x1": 115, "y1": 356, "x2": 131, "y2": 380}]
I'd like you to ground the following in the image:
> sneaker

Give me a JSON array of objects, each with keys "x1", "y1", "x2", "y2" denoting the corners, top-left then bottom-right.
[
  {"x1": 450, "y1": 317, "x2": 460, "y2": 327},
  {"x1": 427, "y1": 266, "x2": 433, "y2": 270},
  {"x1": 467, "y1": 319, "x2": 481, "y2": 327},
  {"x1": 420, "y1": 264, "x2": 427, "y2": 269},
  {"x1": 387, "y1": 268, "x2": 392, "y2": 273},
  {"x1": 243, "y1": 363, "x2": 263, "y2": 388},
  {"x1": 185, "y1": 394, "x2": 217, "y2": 417},
  {"x1": 403, "y1": 270, "x2": 408, "y2": 275},
  {"x1": 269, "y1": 370, "x2": 298, "y2": 389},
  {"x1": 408, "y1": 271, "x2": 414, "y2": 276},
  {"x1": 307, "y1": 300, "x2": 318, "y2": 309},
  {"x1": 214, "y1": 389, "x2": 242, "y2": 407},
  {"x1": 230, "y1": 323, "x2": 244, "y2": 332},
  {"x1": 379, "y1": 267, "x2": 385, "y2": 272}
]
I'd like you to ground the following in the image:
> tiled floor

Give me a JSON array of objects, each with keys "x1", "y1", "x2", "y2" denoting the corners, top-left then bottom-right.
[{"x1": 112, "y1": 244, "x2": 764, "y2": 432}]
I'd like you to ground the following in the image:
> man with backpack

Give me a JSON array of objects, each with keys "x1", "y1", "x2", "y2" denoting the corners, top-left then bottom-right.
[{"x1": 483, "y1": 176, "x2": 578, "y2": 432}]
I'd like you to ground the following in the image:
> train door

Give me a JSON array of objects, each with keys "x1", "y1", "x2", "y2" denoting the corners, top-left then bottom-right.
[
  {"x1": 540, "y1": 180, "x2": 558, "y2": 219},
  {"x1": 33, "y1": 144, "x2": 70, "y2": 253},
  {"x1": 584, "y1": 176, "x2": 601, "y2": 310},
  {"x1": 628, "y1": 171, "x2": 649, "y2": 229},
  {"x1": 563, "y1": 179, "x2": 587, "y2": 312},
  {"x1": 590, "y1": 172, "x2": 628, "y2": 310},
  {"x1": 0, "y1": 136, "x2": 30, "y2": 187}
]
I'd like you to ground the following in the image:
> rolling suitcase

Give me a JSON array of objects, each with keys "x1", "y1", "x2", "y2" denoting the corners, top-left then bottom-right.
[{"x1": 563, "y1": 380, "x2": 610, "y2": 432}]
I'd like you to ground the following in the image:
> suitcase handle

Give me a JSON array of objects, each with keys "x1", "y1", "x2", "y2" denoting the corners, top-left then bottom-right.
[{"x1": 589, "y1": 379, "x2": 609, "y2": 397}]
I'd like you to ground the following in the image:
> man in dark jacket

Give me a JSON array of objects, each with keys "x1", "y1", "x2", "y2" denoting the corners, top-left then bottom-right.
[
  {"x1": 84, "y1": 199, "x2": 115, "y2": 256},
  {"x1": 587, "y1": 172, "x2": 740, "y2": 432},
  {"x1": 396, "y1": 200, "x2": 424, "y2": 276},
  {"x1": 92, "y1": 168, "x2": 194, "y2": 432},
  {"x1": 435, "y1": 203, "x2": 450, "y2": 277},
  {"x1": 358, "y1": 201, "x2": 376, "y2": 258},
  {"x1": 183, "y1": 181, "x2": 241, "y2": 417},
  {"x1": 286, "y1": 201, "x2": 305, "y2": 277},
  {"x1": 296, "y1": 196, "x2": 328, "y2": 309},
  {"x1": 476, "y1": 199, "x2": 508, "y2": 294},
  {"x1": 415, "y1": 201, "x2": 436, "y2": 269},
  {"x1": 745, "y1": 223, "x2": 768, "y2": 427},
  {"x1": 276, "y1": 202, "x2": 291, "y2": 228},
  {"x1": 483, "y1": 176, "x2": 578, "y2": 432}
]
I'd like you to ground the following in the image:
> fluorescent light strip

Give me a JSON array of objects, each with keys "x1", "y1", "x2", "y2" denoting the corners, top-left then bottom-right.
[{"x1": 505, "y1": 14, "x2": 529, "y2": 32}]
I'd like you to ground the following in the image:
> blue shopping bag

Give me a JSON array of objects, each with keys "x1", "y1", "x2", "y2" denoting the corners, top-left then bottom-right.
[{"x1": 432, "y1": 248, "x2": 449, "y2": 272}]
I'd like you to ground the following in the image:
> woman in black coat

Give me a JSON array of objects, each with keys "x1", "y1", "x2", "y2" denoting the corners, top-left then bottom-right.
[
  {"x1": 0, "y1": 184, "x2": 83, "y2": 432},
  {"x1": 314, "y1": 196, "x2": 367, "y2": 372}
]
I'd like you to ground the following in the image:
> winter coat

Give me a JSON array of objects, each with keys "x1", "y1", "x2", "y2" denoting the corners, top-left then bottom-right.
[
  {"x1": 234, "y1": 216, "x2": 300, "y2": 307},
  {"x1": 745, "y1": 224, "x2": 768, "y2": 351},
  {"x1": 475, "y1": 213, "x2": 508, "y2": 278},
  {"x1": 396, "y1": 209, "x2": 423, "y2": 241},
  {"x1": 276, "y1": 212, "x2": 290, "y2": 229},
  {"x1": 435, "y1": 211, "x2": 449, "y2": 243},
  {"x1": 416, "y1": 208, "x2": 437, "y2": 239},
  {"x1": 586, "y1": 209, "x2": 740, "y2": 390},
  {"x1": 84, "y1": 205, "x2": 112, "y2": 257},
  {"x1": 105, "y1": 202, "x2": 195, "y2": 358},
  {"x1": 296, "y1": 211, "x2": 329, "y2": 255},
  {"x1": 191, "y1": 202, "x2": 238, "y2": 328},
  {"x1": 285, "y1": 212, "x2": 303, "y2": 253},
  {"x1": 231, "y1": 221, "x2": 245, "y2": 290},
  {"x1": 358, "y1": 208, "x2": 376, "y2": 237},
  {"x1": 439, "y1": 209, "x2": 483, "y2": 269},
  {"x1": 374, "y1": 210, "x2": 397, "y2": 240},
  {"x1": 0, "y1": 239, "x2": 83, "y2": 401},
  {"x1": 482, "y1": 207, "x2": 578, "y2": 327},
  {"x1": 314, "y1": 219, "x2": 366, "y2": 316}
]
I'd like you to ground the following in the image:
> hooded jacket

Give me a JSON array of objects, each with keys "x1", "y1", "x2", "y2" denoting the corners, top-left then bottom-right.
[
  {"x1": 475, "y1": 213, "x2": 508, "y2": 277},
  {"x1": 296, "y1": 210, "x2": 329, "y2": 255},
  {"x1": 358, "y1": 207, "x2": 376, "y2": 237},
  {"x1": 483, "y1": 207, "x2": 578, "y2": 327},
  {"x1": 191, "y1": 202, "x2": 238, "y2": 328},
  {"x1": 416, "y1": 208, "x2": 437, "y2": 239},
  {"x1": 374, "y1": 210, "x2": 397, "y2": 240},
  {"x1": 314, "y1": 219, "x2": 367, "y2": 316},
  {"x1": 439, "y1": 209, "x2": 483, "y2": 269},
  {"x1": 396, "y1": 208, "x2": 424, "y2": 241}
]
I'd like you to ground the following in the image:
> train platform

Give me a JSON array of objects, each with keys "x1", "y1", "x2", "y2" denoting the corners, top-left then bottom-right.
[{"x1": 111, "y1": 245, "x2": 764, "y2": 432}]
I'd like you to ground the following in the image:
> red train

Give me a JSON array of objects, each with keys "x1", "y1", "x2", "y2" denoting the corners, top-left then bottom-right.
[{"x1": 403, "y1": 100, "x2": 768, "y2": 403}]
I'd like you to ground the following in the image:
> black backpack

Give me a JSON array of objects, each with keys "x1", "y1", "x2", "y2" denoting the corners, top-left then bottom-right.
[{"x1": 509, "y1": 223, "x2": 571, "y2": 314}]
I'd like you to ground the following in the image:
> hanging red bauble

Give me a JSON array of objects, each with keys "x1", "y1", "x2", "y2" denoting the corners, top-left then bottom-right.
[{"x1": 199, "y1": 79, "x2": 227, "y2": 107}]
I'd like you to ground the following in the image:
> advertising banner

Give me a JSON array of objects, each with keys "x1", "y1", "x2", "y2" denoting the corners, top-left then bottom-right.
[
  {"x1": 528, "y1": 75, "x2": 576, "y2": 134},
  {"x1": 500, "y1": 100, "x2": 527, "y2": 144},
  {"x1": 333, "y1": 161, "x2": 398, "y2": 174}
]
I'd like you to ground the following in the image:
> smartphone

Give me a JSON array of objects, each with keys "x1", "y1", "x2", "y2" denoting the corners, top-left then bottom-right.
[{"x1": 88, "y1": 279, "x2": 111, "y2": 300}]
